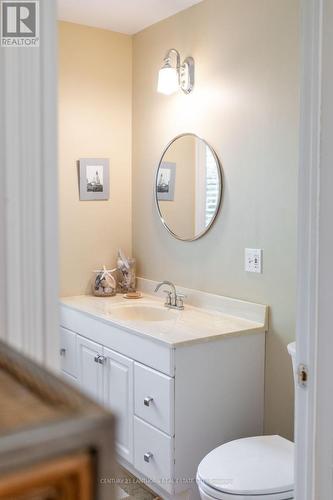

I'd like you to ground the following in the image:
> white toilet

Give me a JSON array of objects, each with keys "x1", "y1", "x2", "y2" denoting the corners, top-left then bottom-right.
[{"x1": 197, "y1": 342, "x2": 296, "y2": 500}]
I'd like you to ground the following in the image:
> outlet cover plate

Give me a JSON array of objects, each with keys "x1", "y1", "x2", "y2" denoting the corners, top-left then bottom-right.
[{"x1": 245, "y1": 248, "x2": 263, "y2": 273}]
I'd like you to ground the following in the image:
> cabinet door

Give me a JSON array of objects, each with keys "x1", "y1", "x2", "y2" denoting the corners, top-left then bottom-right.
[
  {"x1": 103, "y1": 347, "x2": 134, "y2": 463},
  {"x1": 77, "y1": 335, "x2": 104, "y2": 404},
  {"x1": 60, "y1": 327, "x2": 77, "y2": 381}
]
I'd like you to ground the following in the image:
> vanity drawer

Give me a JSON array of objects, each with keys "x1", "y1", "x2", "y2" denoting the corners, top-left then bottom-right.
[
  {"x1": 134, "y1": 417, "x2": 173, "y2": 494},
  {"x1": 60, "y1": 327, "x2": 77, "y2": 378},
  {"x1": 134, "y1": 362, "x2": 174, "y2": 435}
]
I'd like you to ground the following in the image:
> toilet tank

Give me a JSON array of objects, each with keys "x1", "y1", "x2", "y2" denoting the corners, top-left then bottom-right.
[{"x1": 287, "y1": 341, "x2": 297, "y2": 385}]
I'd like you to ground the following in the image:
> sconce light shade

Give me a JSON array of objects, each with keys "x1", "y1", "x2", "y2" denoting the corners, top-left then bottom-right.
[
  {"x1": 157, "y1": 49, "x2": 194, "y2": 95},
  {"x1": 157, "y1": 63, "x2": 179, "y2": 95}
]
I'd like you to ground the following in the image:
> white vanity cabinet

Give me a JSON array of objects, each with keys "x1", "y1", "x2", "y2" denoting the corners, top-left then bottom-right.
[
  {"x1": 103, "y1": 347, "x2": 134, "y2": 463},
  {"x1": 60, "y1": 327, "x2": 135, "y2": 462},
  {"x1": 134, "y1": 362, "x2": 174, "y2": 435},
  {"x1": 59, "y1": 297, "x2": 267, "y2": 500},
  {"x1": 75, "y1": 335, "x2": 134, "y2": 462},
  {"x1": 77, "y1": 336, "x2": 104, "y2": 403},
  {"x1": 59, "y1": 326, "x2": 77, "y2": 383}
]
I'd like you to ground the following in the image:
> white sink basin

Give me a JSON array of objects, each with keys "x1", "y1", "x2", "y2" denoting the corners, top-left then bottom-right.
[{"x1": 109, "y1": 304, "x2": 178, "y2": 322}]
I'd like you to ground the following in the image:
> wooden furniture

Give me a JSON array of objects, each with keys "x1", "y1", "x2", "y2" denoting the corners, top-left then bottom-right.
[
  {"x1": 0, "y1": 453, "x2": 92, "y2": 500},
  {"x1": 0, "y1": 341, "x2": 115, "y2": 500}
]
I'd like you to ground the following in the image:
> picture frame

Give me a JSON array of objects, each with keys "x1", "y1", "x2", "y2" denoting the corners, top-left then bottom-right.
[
  {"x1": 79, "y1": 158, "x2": 110, "y2": 201},
  {"x1": 156, "y1": 161, "x2": 176, "y2": 201}
]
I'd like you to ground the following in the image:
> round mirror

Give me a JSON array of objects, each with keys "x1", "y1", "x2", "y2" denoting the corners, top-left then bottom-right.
[{"x1": 155, "y1": 134, "x2": 222, "y2": 241}]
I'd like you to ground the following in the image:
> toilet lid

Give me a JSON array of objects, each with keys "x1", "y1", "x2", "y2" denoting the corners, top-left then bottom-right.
[{"x1": 197, "y1": 435, "x2": 294, "y2": 496}]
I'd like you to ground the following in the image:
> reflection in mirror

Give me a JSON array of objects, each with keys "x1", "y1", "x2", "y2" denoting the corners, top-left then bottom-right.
[{"x1": 155, "y1": 134, "x2": 222, "y2": 241}]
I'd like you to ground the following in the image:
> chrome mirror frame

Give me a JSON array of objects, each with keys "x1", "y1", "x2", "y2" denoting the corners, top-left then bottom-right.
[{"x1": 154, "y1": 133, "x2": 223, "y2": 242}]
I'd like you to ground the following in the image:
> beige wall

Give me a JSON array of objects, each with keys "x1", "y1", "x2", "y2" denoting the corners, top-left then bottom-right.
[
  {"x1": 59, "y1": 0, "x2": 299, "y2": 438},
  {"x1": 59, "y1": 22, "x2": 132, "y2": 296},
  {"x1": 132, "y1": 0, "x2": 299, "y2": 439}
]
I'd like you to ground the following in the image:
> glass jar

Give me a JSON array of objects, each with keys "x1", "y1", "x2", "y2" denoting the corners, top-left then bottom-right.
[
  {"x1": 92, "y1": 269, "x2": 116, "y2": 297},
  {"x1": 117, "y1": 257, "x2": 136, "y2": 293}
]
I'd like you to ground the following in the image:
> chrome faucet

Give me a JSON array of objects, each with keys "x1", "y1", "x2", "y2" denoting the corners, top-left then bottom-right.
[{"x1": 154, "y1": 280, "x2": 186, "y2": 310}]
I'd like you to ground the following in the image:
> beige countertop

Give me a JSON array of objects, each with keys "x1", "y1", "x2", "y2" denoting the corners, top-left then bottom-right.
[{"x1": 60, "y1": 292, "x2": 267, "y2": 347}]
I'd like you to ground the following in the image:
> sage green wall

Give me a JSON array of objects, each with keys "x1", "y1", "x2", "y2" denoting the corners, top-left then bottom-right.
[{"x1": 132, "y1": 0, "x2": 299, "y2": 439}]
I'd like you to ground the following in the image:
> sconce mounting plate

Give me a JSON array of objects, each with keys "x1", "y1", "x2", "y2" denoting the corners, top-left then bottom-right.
[{"x1": 180, "y1": 56, "x2": 194, "y2": 94}]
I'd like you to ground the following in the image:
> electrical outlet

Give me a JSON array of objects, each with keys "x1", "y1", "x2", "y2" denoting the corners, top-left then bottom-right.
[{"x1": 245, "y1": 248, "x2": 263, "y2": 273}]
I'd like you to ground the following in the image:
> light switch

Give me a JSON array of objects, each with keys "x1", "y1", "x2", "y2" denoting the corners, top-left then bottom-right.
[{"x1": 245, "y1": 248, "x2": 263, "y2": 273}]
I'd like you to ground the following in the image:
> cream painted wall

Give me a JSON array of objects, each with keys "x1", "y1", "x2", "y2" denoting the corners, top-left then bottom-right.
[
  {"x1": 59, "y1": 22, "x2": 132, "y2": 296},
  {"x1": 132, "y1": 0, "x2": 299, "y2": 438}
]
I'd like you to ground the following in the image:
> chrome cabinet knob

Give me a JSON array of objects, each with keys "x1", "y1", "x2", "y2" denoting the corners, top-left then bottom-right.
[
  {"x1": 60, "y1": 348, "x2": 66, "y2": 357},
  {"x1": 144, "y1": 396, "x2": 154, "y2": 407},
  {"x1": 94, "y1": 355, "x2": 106, "y2": 365},
  {"x1": 144, "y1": 452, "x2": 153, "y2": 463}
]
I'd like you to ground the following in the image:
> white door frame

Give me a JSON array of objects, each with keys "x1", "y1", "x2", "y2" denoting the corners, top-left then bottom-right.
[
  {"x1": 0, "y1": 0, "x2": 59, "y2": 369},
  {"x1": 0, "y1": 0, "x2": 330, "y2": 496},
  {"x1": 295, "y1": 0, "x2": 326, "y2": 500}
]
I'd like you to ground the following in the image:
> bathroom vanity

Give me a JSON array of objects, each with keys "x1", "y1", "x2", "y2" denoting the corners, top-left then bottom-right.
[{"x1": 60, "y1": 279, "x2": 267, "y2": 499}]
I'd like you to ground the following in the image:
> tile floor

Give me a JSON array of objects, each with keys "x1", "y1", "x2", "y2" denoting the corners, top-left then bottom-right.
[{"x1": 115, "y1": 465, "x2": 160, "y2": 500}]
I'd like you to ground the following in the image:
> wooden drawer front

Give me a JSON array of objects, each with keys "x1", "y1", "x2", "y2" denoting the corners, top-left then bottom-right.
[
  {"x1": 60, "y1": 327, "x2": 77, "y2": 378},
  {"x1": 134, "y1": 417, "x2": 173, "y2": 494},
  {"x1": 134, "y1": 363, "x2": 174, "y2": 435},
  {"x1": 0, "y1": 453, "x2": 92, "y2": 500}
]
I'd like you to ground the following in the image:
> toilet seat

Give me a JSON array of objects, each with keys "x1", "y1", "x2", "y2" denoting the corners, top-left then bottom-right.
[
  {"x1": 197, "y1": 480, "x2": 293, "y2": 500},
  {"x1": 197, "y1": 435, "x2": 294, "y2": 499}
]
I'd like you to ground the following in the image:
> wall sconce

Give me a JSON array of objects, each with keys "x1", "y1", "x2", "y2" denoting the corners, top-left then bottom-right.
[{"x1": 157, "y1": 48, "x2": 194, "y2": 95}]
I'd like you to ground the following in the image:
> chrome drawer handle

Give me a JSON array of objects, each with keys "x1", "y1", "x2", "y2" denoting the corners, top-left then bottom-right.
[
  {"x1": 144, "y1": 396, "x2": 154, "y2": 407},
  {"x1": 94, "y1": 355, "x2": 100, "y2": 363},
  {"x1": 60, "y1": 348, "x2": 66, "y2": 357},
  {"x1": 144, "y1": 452, "x2": 153, "y2": 463}
]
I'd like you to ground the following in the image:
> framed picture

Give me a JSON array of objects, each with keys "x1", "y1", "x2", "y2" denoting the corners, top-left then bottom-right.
[
  {"x1": 79, "y1": 158, "x2": 109, "y2": 201},
  {"x1": 156, "y1": 161, "x2": 176, "y2": 201}
]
